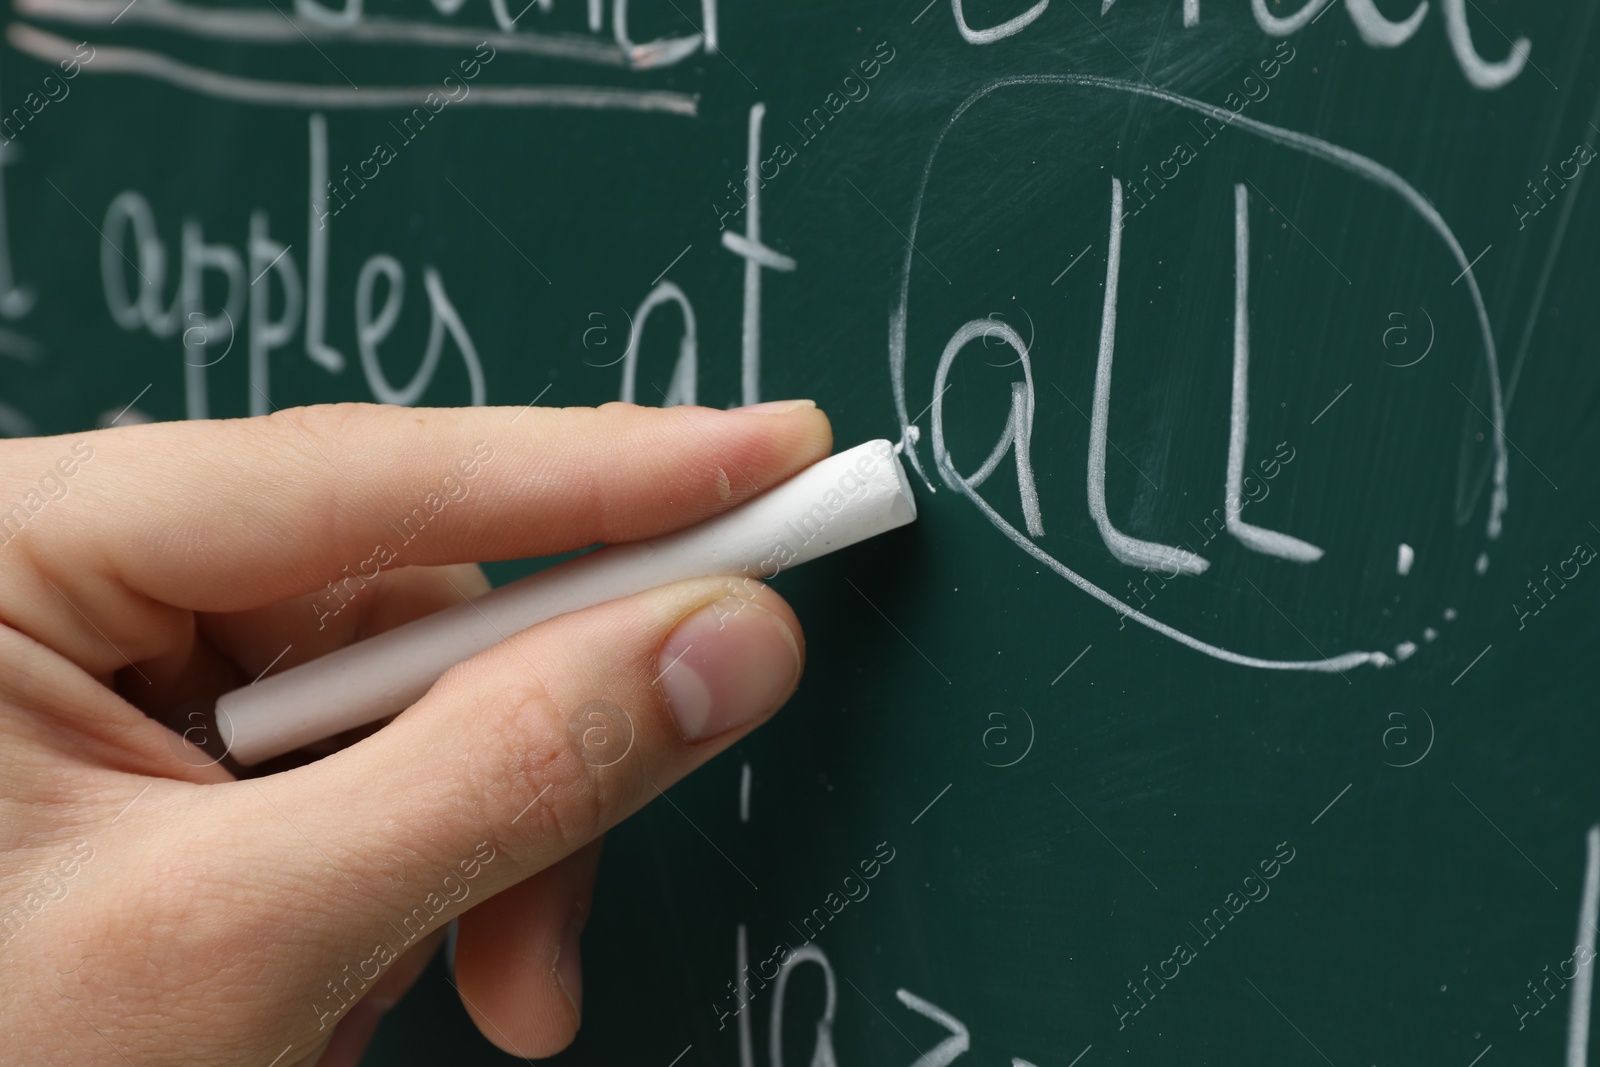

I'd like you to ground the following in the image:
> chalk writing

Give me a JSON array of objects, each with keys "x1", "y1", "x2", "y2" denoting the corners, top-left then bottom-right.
[
  {"x1": 723, "y1": 104, "x2": 797, "y2": 406},
  {"x1": 1087, "y1": 178, "x2": 1204, "y2": 574},
  {"x1": 892, "y1": 75, "x2": 1507, "y2": 672},
  {"x1": 98, "y1": 114, "x2": 485, "y2": 418},
  {"x1": 629, "y1": 102, "x2": 798, "y2": 408},
  {"x1": 1114, "y1": 440, "x2": 1297, "y2": 627},
  {"x1": 15, "y1": 0, "x2": 720, "y2": 72},
  {"x1": 8, "y1": 23, "x2": 699, "y2": 115},
  {"x1": 1227, "y1": 183, "x2": 1323, "y2": 562},
  {"x1": 714, "y1": 841, "x2": 895, "y2": 1032},
  {"x1": 957, "y1": 0, "x2": 1532, "y2": 89}
]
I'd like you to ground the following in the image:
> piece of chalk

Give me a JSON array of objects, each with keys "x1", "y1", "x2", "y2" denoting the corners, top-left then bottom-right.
[{"x1": 217, "y1": 439, "x2": 917, "y2": 766}]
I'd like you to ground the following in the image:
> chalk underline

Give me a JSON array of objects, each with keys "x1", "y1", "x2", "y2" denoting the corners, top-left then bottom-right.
[{"x1": 8, "y1": 23, "x2": 700, "y2": 115}]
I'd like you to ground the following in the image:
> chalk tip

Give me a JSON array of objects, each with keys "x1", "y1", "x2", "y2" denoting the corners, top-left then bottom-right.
[{"x1": 871, "y1": 438, "x2": 919, "y2": 526}]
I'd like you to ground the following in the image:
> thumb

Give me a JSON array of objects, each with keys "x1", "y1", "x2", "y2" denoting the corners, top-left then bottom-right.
[{"x1": 267, "y1": 572, "x2": 799, "y2": 931}]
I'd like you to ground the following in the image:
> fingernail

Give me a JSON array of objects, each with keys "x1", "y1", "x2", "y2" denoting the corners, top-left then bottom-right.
[
  {"x1": 554, "y1": 915, "x2": 584, "y2": 1024},
  {"x1": 731, "y1": 399, "x2": 816, "y2": 414},
  {"x1": 657, "y1": 597, "x2": 802, "y2": 742}
]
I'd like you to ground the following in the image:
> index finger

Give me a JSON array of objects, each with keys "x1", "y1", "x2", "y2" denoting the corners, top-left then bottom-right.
[{"x1": 10, "y1": 400, "x2": 832, "y2": 616}]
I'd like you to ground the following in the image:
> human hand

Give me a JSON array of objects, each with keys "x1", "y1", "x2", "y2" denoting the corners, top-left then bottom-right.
[{"x1": 0, "y1": 399, "x2": 831, "y2": 1065}]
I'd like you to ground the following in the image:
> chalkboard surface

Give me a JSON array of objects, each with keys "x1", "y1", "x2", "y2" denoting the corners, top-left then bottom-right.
[{"x1": 4, "y1": 0, "x2": 1600, "y2": 1064}]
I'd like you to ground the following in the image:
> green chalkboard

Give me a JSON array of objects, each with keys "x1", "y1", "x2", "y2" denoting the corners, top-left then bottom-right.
[{"x1": 4, "y1": 0, "x2": 1600, "y2": 1064}]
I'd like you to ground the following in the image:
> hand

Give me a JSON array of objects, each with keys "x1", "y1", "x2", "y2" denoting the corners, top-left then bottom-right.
[{"x1": 0, "y1": 400, "x2": 831, "y2": 1066}]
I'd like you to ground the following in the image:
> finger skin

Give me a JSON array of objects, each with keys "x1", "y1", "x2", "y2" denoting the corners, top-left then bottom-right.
[
  {"x1": 278, "y1": 575, "x2": 800, "y2": 894},
  {"x1": 0, "y1": 404, "x2": 826, "y2": 1066},
  {"x1": 200, "y1": 562, "x2": 495, "y2": 679},
  {"x1": 119, "y1": 563, "x2": 494, "y2": 758},
  {"x1": 17, "y1": 575, "x2": 801, "y2": 1063},
  {"x1": 0, "y1": 575, "x2": 803, "y2": 1065},
  {"x1": 0, "y1": 401, "x2": 831, "y2": 677},
  {"x1": 185, "y1": 573, "x2": 801, "y2": 1015},
  {"x1": 454, "y1": 839, "x2": 604, "y2": 1058},
  {"x1": 314, "y1": 927, "x2": 449, "y2": 1067}
]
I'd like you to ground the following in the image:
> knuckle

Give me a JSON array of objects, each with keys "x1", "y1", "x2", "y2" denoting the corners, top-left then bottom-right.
[
  {"x1": 262, "y1": 402, "x2": 372, "y2": 453},
  {"x1": 450, "y1": 661, "x2": 610, "y2": 857},
  {"x1": 257, "y1": 403, "x2": 383, "y2": 545}
]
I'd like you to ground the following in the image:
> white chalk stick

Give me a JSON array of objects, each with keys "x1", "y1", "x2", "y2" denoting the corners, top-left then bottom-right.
[{"x1": 217, "y1": 439, "x2": 917, "y2": 766}]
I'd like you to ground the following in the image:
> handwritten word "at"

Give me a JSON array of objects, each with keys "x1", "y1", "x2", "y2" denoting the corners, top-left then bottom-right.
[
  {"x1": 1513, "y1": 540, "x2": 1596, "y2": 629},
  {"x1": 1514, "y1": 142, "x2": 1596, "y2": 231},
  {"x1": 945, "y1": 0, "x2": 1531, "y2": 90},
  {"x1": 622, "y1": 103, "x2": 795, "y2": 408}
]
